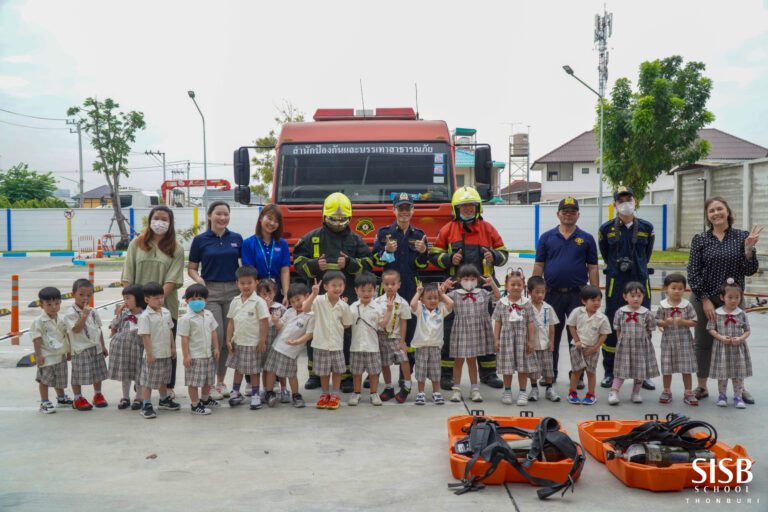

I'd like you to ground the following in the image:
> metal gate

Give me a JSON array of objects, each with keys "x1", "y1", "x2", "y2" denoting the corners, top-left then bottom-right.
[{"x1": 679, "y1": 171, "x2": 705, "y2": 248}]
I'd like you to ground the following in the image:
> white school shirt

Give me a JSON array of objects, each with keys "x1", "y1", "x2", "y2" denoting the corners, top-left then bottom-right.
[
  {"x1": 531, "y1": 301, "x2": 560, "y2": 350},
  {"x1": 137, "y1": 307, "x2": 174, "y2": 358},
  {"x1": 227, "y1": 293, "x2": 270, "y2": 346},
  {"x1": 177, "y1": 310, "x2": 218, "y2": 359},
  {"x1": 29, "y1": 312, "x2": 69, "y2": 366},
  {"x1": 411, "y1": 302, "x2": 450, "y2": 348},
  {"x1": 311, "y1": 294, "x2": 353, "y2": 351},
  {"x1": 272, "y1": 308, "x2": 315, "y2": 359},
  {"x1": 374, "y1": 294, "x2": 412, "y2": 339},
  {"x1": 64, "y1": 304, "x2": 103, "y2": 355},
  {"x1": 350, "y1": 300, "x2": 384, "y2": 352},
  {"x1": 566, "y1": 307, "x2": 612, "y2": 347}
]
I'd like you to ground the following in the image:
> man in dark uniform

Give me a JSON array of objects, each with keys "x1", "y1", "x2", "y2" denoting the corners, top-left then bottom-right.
[
  {"x1": 293, "y1": 192, "x2": 373, "y2": 392},
  {"x1": 598, "y1": 186, "x2": 656, "y2": 390}
]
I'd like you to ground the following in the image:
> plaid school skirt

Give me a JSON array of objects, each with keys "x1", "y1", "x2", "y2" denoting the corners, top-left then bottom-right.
[
  {"x1": 414, "y1": 346, "x2": 441, "y2": 383},
  {"x1": 351, "y1": 351, "x2": 382, "y2": 376},
  {"x1": 313, "y1": 349, "x2": 346, "y2": 376},
  {"x1": 570, "y1": 345, "x2": 600, "y2": 373},
  {"x1": 226, "y1": 344, "x2": 264, "y2": 375},
  {"x1": 71, "y1": 346, "x2": 109, "y2": 385},
  {"x1": 139, "y1": 357, "x2": 173, "y2": 389},
  {"x1": 264, "y1": 349, "x2": 299, "y2": 379},
  {"x1": 37, "y1": 360, "x2": 68, "y2": 388},
  {"x1": 614, "y1": 334, "x2": 660, "y2": 380},
  {"x1": 185, "y1": 356, "x2": 216, "y2": 387},
  {"x1": 497, "y1": 331, "x2": 538, "y2": 376},
  {"x1": 533, "y1": 349, "x2": 555, "y2": 380},
  {"x1": 709, "y1": 340, "x2": 753, "y2": 380},
  {"x1": 108, "y1": 330, "x2": 143, "y2": 382},
  {"x1": 450, "y1": 312, "x2": 493, "y2": 358},
  {"x1": 659, "y1": 327, "x2": 697, "y2": 375},
  {"x1": 378, "y1": 332, "x2": 408, "y2": 365}
]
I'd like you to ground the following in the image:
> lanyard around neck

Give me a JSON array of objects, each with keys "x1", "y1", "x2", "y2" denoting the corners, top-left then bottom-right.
[{"x1": 256, "y1": 238, "x2": 275, "y2": 277}]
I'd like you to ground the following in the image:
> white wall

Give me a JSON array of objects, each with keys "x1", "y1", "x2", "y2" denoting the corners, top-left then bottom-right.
[{"x1": 540, "y1": 162, "x2": 674, "y2": 202}]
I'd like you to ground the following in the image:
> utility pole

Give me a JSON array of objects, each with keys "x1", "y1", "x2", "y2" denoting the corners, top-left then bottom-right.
[
  {"x1": 67, "y1": 120, "x2": 84, "y2": 207},
  {"x1": 187, "y1": 161, "x2": 191, "y2": 205},
  {"x1": 595, "y1": 7, "x2": 613, "y2": 227},
  {"x1": 145, "y1": 150, "x2": 167, "y2": 183}
]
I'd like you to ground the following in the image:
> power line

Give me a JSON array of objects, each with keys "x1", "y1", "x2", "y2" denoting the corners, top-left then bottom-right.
[
  {"x1": 0, "y1": 106, "x2": 69, "y2": 121},
  {"x1": 0, "y1": 118, "x2": 69, "y2": 130}
]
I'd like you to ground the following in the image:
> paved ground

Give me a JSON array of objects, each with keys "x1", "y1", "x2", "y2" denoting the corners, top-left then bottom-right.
[{"x1": 0, "y1": 257, "x2": 765, "y2": 511}]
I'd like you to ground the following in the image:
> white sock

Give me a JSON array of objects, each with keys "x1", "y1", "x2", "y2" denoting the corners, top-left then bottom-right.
[{"x1": 121, "y1": 381, "x2": 131, "y2": 399}]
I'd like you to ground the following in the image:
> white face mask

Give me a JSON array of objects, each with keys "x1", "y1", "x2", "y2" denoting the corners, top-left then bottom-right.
[
  {"x1": 617, "y1": 201, "x2": 635, "y2": 216},
  {"x1": 461, "y1": 280, "x2": 477, "y2": 291},
  {"x1": 150, "y1": 219, "x2": 170, "y2": 235}
]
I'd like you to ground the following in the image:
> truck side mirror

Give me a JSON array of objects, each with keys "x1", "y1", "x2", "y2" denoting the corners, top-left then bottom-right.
[
  {"x1": 234, "y1": 185, "x2": 251, "y2": 205},
  {"x1": 475, "y1": 184, "x2": 492, "y2": 201},
  {"x1": 234, "y1": 148, "x2": 251, "y2": 186},
  {"x1": 474, "y1": 145, "x2": 492, "y2": 185}
]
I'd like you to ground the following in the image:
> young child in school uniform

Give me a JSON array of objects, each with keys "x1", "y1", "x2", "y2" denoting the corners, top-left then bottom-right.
[
  {"x1": 374, "y1": 269, "x2": 413, "y2": 403},
  {"x1": 447, "y1": 264, "x2": 501, "y2": 404},
  {"x1": 409, "y1": 282, "x2": 453, "y2": 405},
  {"x1": 257, "y1": 278, "x2": 288, "y2": 402},
  {"x1": 609, "y1": 281, "x2": 659, "y2": 406},
  {"x1": 526, "y1": 276, "x2": 561, "y2": 402},
  {"x1": 65, "y1": 279, "x2": 109, "y2": 411},
  {"x1": 493, "y1": 270, "x2": 537, "y2": 406},
  {"x1": 303, "y1": 270, "x2": 354, "y2": 410},
  {"x1": 226, "y1": 265, "x2": 270, "y2": 410},
  {"x1": 31, "y1": 287, "x2": 72, "y2": 414},
  {"x1": 566, "y1": 285, "x2": 612, "y2": 405},
  {"x1": 349, "y1": 272, "x2": 392, "y2": 407},
  {"x1": 179, "y1": 284, "x2": 220, "y2": 415},
  {"x1": 108, "y1": 285, "x2": 146, "y2": 411},
  {"x1": 137, "y1": 282, "x2": 180, "y2": 418},
  {"x1": 708, "y1": 278, "x2": 752, "y2": 409},
  {"x1": 656, "y1": 273, "x2": 698, "y2": 406},
  {"x1": 263, "y1": 283, "x2": 315, "y2": 408}
]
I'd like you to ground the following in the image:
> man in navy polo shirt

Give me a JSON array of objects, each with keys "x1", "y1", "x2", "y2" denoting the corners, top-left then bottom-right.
[{"x1": 532, "y1": 196, "x2": 599, "y2": 387}]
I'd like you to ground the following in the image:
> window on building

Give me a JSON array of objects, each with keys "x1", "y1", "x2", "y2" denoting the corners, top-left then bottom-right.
[
  {"x1": 457, "y1": 174, "x2": 465, "y2": 187},
  {"x1": 582, "y1": 167, "x2": 589, "y2": 174},
  {"x1": 546, "y1": 163, "x2": 573, "y2": 182}
]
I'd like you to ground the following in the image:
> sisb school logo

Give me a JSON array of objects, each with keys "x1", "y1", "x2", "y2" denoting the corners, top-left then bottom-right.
[
  {"x1": 356, "y1": 218, "x2": 375, "y2": 236},
  {"x1": 574, "y1": 237, "x2": 584, "y2": 245}
]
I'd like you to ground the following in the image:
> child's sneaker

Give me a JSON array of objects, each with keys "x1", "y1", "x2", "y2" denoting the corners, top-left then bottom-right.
[
  {"x1": 432, "y1": 392, "x2": 445, "y2": 405},
  {"x1": 631, "y1": 393, "x2": 643, "y2": 404},
  {"x1": 73, "y1": 396, "x2": 93, "y2": 411},
  {"x1": 568, "y1": 390, "x2": 581, "y2": 404},
  {"x1": 228, "y1": 390, "x2": 244, "y2": 407},
  {"x1": 202, "y1": 397, "x2": 220, "y2": 408},
  {"x1": 191, "y1": 402, "x2": 211, "y2": 415},
  {"x1": 516, "y1": 391, "x2": 529, "y2": 406},
  {"x1": 326, "y1": 394, "x2": 341, "y2": 410},
  {"x1": 93, "y1": 393, "x2": 108, "y2": 408},
  {"x1": 243, "y1": 382, "x2": 253, "y2": 397},
  {"x1": 470, "y1": 387, "x2": 483, "y2": 403},
  {"x1": 249, "y1": 395, "x2": 263, "y2": 410},
  {"x1": 379, "y1": 387, "x2": 395, "y2": 402},
  {"x1": 158, "y1": 396, "x2": 181, "y2": 410},
  {"x1": 545, "y1": 387, "x2": 561, "y2": 402},
  {"x1": 292, "y1": 393, "x2": 306, "y2": 408},
  {"x1": 280, "y1": 389, "x2": 291, "y2": 403},
  {"x1": 501, "y1": 390, "x2": 514, "y2": 405},
  {"x1": 415, "y1": 392, "x2": 426, "y2": 405},
  {"x1": 140, "y1": 402, "x2": 156, "y2": 419},
  {"x1": 716, "y1": 393, "x2": 727, "y2": 407},
  {"x1": 659, "y1": 391, "x2": 672, "y2": 404},
  {"x1": 265, "y1": 390, "x2": 278, "y2": 408},
  {"x1": 131, "y1": 399, "x2": 142, "y2": 410},
  {"x1": 734, "y1": 397, "x2": 746, "y2": 409},
  {"x1": 316, "y1": 393, "x2": 330, "y2": 409},
  {"x1": 370, "y1": 393, "x2": 382, "y2": 406},
  {"x1": 450, "y1": 387, "x2": 462, "y2": 402},
  {"x1": 56, "y1": 394, "x2": 73, "y2": 407},
  {"x1": 39, "y1": 401, "x2": 56, "y2": 414},
  {"x1": 683, "y1": 391, "x2": 698, "y2": 406},
  {"x1": 529, "y1": 387, "x2": 539, "y2": 402},
  {"x1": 348, "y1": 393, "x2": 360, "y2": 406},
  {"x1": 395, "y1": 386, "x2": 411, "y2": 403},
  {"x1": 582, "y1": 393, "x2": 597, "y2": 405},
  {"x1": 608, "y1": 390, "x2": 620, "y2": 405}
]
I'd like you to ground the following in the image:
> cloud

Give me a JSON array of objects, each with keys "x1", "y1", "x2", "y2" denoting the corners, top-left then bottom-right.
[
  {"x1": 1, "y1": 55, "x2": 33, "y2": 63},
  {"x1": 0, "y1": 75, "x2": 29, "y2": 88}
]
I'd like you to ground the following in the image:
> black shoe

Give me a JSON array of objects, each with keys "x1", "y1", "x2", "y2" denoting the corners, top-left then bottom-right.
[
  {"x1": 600, "y1": 375, "x2": 614, "y2": 388},
  {"x1": 363, "y1": 376, "x2": 371, "y2": 389},
  {"x1": 440, "y1": 375, "x2": 454, "y2": 391},
  {"x1": 304, "y1": 375, "x2": 321, "y2": 390},
  {"x1": 380, "y1": 387, "x2": 395, "y2": 402},
  {"x1": 117, "y1": 398, "x2": 130, "y2": 410},
  {"x1": 480, "y1": 373, "x2": 503, "y2": 389},
  {"x1": 130, "y1": 399, "x2": 142, "y2": 411},
  {"x1": 158, "y1": 396, "x2": 181, "y2": 411},
  {"x1": 265, "y1": 390, "x2": 278, "y2": 408},
  {"x1": 140, "y1": 403, "x2": 157, "y2": 419},
  {"x1": 56, "y1": 395, "x2": 74, "y2": 406},
  {"x1": 395, "y1": 386, "x2": 411, "y2": 403},
  {"x1": 202, "y1": 397, "x2": 220, "y2": 408},
  {"x1": 742, "y1": 389, "x2": 755, "y2": 405},
  {"x1": 340, "y1": 378, "x2": 354, "y2": 393},
  {"x1": 641, "y1": 379, "x2": 656, "y2": 391}
]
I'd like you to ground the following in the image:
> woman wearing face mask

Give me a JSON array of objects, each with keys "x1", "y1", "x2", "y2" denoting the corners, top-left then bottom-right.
[
  {"x1": 122, "y1": 206, "x2": 185, "y2": 397},
  {"x1": 188, "y1": 201, "x2": 243, "y2": 400}
]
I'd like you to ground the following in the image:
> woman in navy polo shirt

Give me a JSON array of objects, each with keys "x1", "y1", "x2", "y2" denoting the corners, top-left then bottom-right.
[
  {"x1": 188, "y1": 200, "x2": 243, "y2": 399},
  {"x1": 242, "y1": 204, "x2": 291, "y2": 303}
]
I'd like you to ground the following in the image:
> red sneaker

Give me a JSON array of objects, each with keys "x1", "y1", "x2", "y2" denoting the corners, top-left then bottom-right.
[
  {"x1": 316, "y1": 393, "x2": 330, "y2": 409},
  {"x1": 93, "y1": 393, "x2": 108, "y2": 408},
  {"x1": 326, "y1": 394, "x2": 341, "y2": 410},
  {"x1": 73, "y1": 396, "x2": 93, "y2": 411}
]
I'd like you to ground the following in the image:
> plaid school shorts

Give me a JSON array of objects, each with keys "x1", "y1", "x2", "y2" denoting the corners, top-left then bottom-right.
[
  {"x1": 36, "y1": 360, "x2": 68, "y2": 388},
  {"x1": 378, "y1": 332, "x2": 408, "y2": 365},
  {"x1": 139, "y1": 357, "x2": 173, "y2": 389},
  {"x1": 225, "y1": 344, "x2": 264, "y2": 375},
  {"x1": 312, "y1": 349, "x2": 346, "y2": 376},
  {"x1": 570, "y1": 345, "x2": 600, "y2": 374},
  {"x1": 185, "y1": 356, "x2": 216, "y2": 387},
  {"x1": 71, "y1": 346, "x2": 109, "y2": 385},
  {"x1": 350, "y1": 351, "x2": 382, "y2": 376},
  {"x1": 414, "y1": 346, "x2": 441, "y2": 383},
  {"x1": 264, "y1": 349, "x2": 299, "y2": 379}
]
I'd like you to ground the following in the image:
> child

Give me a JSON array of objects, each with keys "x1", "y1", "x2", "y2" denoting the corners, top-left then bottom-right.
[
  {"x1": 707, "y1": 278, "x2": 752, "y2": 409},
  {"x1": 410, "y1": 282, "x2": 453, "y2": 405},
  {"x1": 656, "y1": 273, "x2": 698, "y2": 406},
  {"x1": 493, "y1": 270, "x2": 537, "y2": 406},
  {"x1": 179, "y1": 284, "x2": 220, "y2": 415},
  {"x1": 374, "y1": 269, "x2": 413, "y2": 403},
  {"x1": 31, "y1": 287, "x2": 72, "y2": 414},
  {"x1": 257, "y1": 278, "x2": 288, "y2": 402},
  {"x1": 137, "y1": 282, "x2": 180, "y2": 418},
  {"x1": 566, "y1": 285, "x2": 612, "y2": 405},
  {"x1": 527, "y1": 276, "x2": 561, "y2": 402},
  {"x1": 447, "y1": 264, "x2": 500, "y2": 403},
  {"x1": 108, "y1": 285, "x2": 146, "y2": 410},
  {"x1": 226, "y1": 265, "x2": 270, "y2": 410},
  {"x1": 349, "y1": 272, "x2": 391, "y2": 406},
  {"x1": 609, "y1": 281, "x2": 659, "y2": 406},
  {"x1": 65, "y1": 279, "x2": 109, "y2": 411},
  {"x1": 303, "y1": 271, "x2": 353, "y2": 410},
  {"x1": 263, "y1": 283, "x2": 315, "y2": 408}
]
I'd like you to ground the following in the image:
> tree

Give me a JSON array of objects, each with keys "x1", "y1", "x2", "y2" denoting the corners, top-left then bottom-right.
[
  {"x1": 0, "y1": 163, "x2": 58, "y2": 202},
  {"x1": 67, "y1": 98, "x2": 146, "y2": 248},
  {"x1": 251, "y1": 101, "x2": 305, "y2": 198},
  {"x1": 599, "y1": 56, "x2": 715, "y2": 201}
]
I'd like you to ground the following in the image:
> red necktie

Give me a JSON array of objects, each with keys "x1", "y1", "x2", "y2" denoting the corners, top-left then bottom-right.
[
  {"x1": 625, "y1": 311, "x2": 639, "y2": 323},
  {"x1": 724, "y1": 314, "x2": 737, "y2": 325},
  {"x1": 670, "y1": 307, "x2": 682, "y2": 317},
  {"x1": 126, "y1": 314, "x2": 138, "y2": 324},
  {"x1": 462, "y1": 292, "x2": 476, "y2": 302},
  {"x1": 508, "y1": 304, "x2": 522, "y2": 313}
]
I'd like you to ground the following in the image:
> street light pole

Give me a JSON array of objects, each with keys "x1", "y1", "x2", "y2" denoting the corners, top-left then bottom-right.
[
  {"x1": 187, "y1": 91, "x2": 208, "y2": 208},
  {"x1": 67, "y1": 120, "x2": 84, "y2": 207}
]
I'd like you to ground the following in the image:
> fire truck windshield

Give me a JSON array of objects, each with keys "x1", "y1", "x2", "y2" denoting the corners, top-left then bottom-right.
[{"x1": 276, "y1": 142, "x2": 452, "y2": 204}]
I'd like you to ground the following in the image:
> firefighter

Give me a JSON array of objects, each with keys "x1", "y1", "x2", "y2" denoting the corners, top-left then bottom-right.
[
  {"x1": 293, "y1": 192, "x2": 374, "y2": 392},
  {"x1": 430, "y1": 186, "x2": 507, "y2": 390}
]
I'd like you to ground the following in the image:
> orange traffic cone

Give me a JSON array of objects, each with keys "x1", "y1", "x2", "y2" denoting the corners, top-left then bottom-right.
[{"x1": 96, "y1": 238, "x2": 104, "y2": 258}]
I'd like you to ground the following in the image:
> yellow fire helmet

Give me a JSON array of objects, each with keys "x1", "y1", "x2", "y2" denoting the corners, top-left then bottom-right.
[
  {"x1": 323, "y1": 192, "x2": 353, "y2": 231},
  {"x1": 451, "y1": 186, "x2": 482, "y2": 220}
]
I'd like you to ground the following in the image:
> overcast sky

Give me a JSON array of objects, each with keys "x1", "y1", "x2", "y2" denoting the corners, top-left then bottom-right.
[{"x1": 1, "y1": 0, "x2": 766, "y2": 195}]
